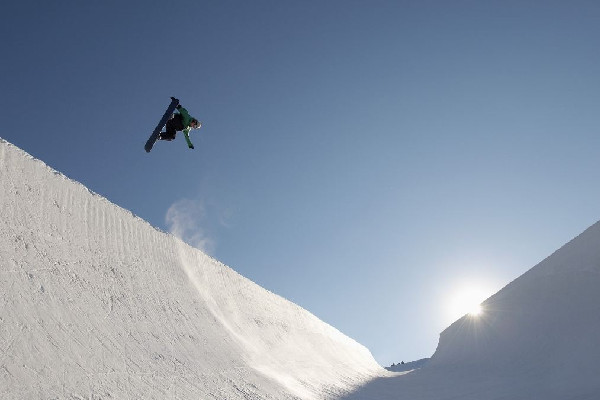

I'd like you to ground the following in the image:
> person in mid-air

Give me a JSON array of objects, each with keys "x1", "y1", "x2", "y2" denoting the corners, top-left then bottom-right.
[{"x1": 158, "y1": 100, "x2": 202, "y2": 149}]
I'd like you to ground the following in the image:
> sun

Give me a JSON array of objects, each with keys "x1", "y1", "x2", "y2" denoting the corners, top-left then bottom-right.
[
  {"x1": 467, "y1": 303, "x2": 483, "y2": 316},
  {"x1": 447, "y1": 284, "x2": 490, "y2": 321}
]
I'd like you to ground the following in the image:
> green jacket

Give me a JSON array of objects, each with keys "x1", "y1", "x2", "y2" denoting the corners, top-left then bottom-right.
[{"x1": 177, "y1": 106, "x2": 197, "y2": 149}]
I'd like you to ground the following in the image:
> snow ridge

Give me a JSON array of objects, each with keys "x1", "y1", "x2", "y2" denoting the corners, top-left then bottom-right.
[
  {"x1": 0, "y1": 138, "x2": 384, "y2": 399},
  {"x1": 344, "y1": 220, "x2": 600, "y2": 399}
]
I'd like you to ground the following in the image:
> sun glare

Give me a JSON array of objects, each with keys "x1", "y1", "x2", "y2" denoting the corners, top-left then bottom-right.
[
  {"x1": 447, "y1": 284, "x2": 490, "y2": 322},
  {"x1": 468, "y1": 303, "x2": 483, "y2": 316}
]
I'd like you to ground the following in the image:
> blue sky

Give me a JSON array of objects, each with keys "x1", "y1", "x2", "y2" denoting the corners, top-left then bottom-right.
[{"x1": 2, "y1": 1, "x2": 600, "y2": 366}]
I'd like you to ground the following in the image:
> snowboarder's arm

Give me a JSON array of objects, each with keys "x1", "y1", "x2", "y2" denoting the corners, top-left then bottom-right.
[
  {"x1": 176, "y1": 105, "x2": 196, "y2": 148},
  {"x1": 183, "y1": 128, "x2": 194, "y2": 149}
]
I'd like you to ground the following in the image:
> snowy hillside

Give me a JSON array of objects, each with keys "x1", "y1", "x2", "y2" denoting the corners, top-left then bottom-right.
[
  {"x1": 4, "y1": 135, "x2": 600, "y2": 400},
  {"x1": 0, "y1": 138, "x2": 386, "y2": 399},
  {"x1": 344, "y1": 221, "x2": 600, "y2": 399}
]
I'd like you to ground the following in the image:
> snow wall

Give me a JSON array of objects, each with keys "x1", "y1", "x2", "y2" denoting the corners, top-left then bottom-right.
[
  {"x1": 429, "y1": 219, "x2": 600, "y2": 397},
  {"x1": 344, "y1": 221, "x2": 600, "y2": 399},
  {"x1": 0, "y1": 138, "x2": 385, "y2": 399}
]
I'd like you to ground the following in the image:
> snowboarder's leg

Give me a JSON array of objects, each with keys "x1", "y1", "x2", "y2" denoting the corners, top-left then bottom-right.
[
  {"x1": 159, "y1": 124, "x2": 177, "y2": 141},
  {"x1": 159, "y1": 115, "x2": 183, "y2": 141},
  {"x1": 159, "y1": 129, "x2": 176, "y2": 141}
]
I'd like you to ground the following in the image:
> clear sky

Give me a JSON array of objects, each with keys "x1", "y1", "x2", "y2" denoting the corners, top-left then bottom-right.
[{"x1": 2, "y1": 1, "x2": 599, "y2": 366}]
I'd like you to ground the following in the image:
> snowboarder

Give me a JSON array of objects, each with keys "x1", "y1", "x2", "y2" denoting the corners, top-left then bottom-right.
[{"x1": 158, "y1": 98, "x2": 202, "y2": 149}]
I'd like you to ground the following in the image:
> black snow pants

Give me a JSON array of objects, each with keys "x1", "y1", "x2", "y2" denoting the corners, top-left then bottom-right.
[{"x1": 160, "y1": 113, "x2": 184, "y2": 140}]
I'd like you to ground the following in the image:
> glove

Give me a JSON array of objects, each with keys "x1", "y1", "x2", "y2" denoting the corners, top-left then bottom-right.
[
  {"x1": 176, "y1": 105, "x2": 182, "y2": 110},
  {"x1": 170, "y1": 96, "x2": 179, "y2": 102},
  {"x1": 189, "y1": 144, "x2": 195, "y2": 150}
]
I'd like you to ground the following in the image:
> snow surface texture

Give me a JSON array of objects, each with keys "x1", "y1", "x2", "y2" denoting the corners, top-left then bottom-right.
[
  {"x1": 344, "y1": 222, "x2": 600, "y2": 399},
  {"x1": 0, "y1": 138, "x2": 386, "y2": 399},
  {"x1": 3, "y1": 137, "x2": 600, "y2": 400}
]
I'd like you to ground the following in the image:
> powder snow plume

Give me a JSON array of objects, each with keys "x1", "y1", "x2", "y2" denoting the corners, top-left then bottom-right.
[{"x1": 166, "y1": 198, "x2": 216, "y2": 255}]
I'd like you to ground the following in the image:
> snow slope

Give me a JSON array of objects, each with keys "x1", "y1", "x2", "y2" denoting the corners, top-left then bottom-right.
[
  {"x1": 344, "y1": 221, "x2": 600, "y2": 399},
  {"x1": 0, "y1": 138, "x2": 386, "y2": 399}
]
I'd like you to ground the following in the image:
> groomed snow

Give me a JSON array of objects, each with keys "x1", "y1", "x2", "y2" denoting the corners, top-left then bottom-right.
[
  {"x1": 2, "y1": 137, "x2": 600, "y2": 399},
  {"x1": 0, "y1": 138, "x2": 387, "y2": 399}
]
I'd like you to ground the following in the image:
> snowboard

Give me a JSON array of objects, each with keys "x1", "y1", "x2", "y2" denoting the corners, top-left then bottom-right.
[{"x1": 144, "y1": 97, "x2": 180, "y2": 153}]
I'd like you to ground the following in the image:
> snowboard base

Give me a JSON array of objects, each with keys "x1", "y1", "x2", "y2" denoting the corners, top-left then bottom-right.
[{"x1": 145, "y1": 97, "x2": 180, "y2": 152}]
